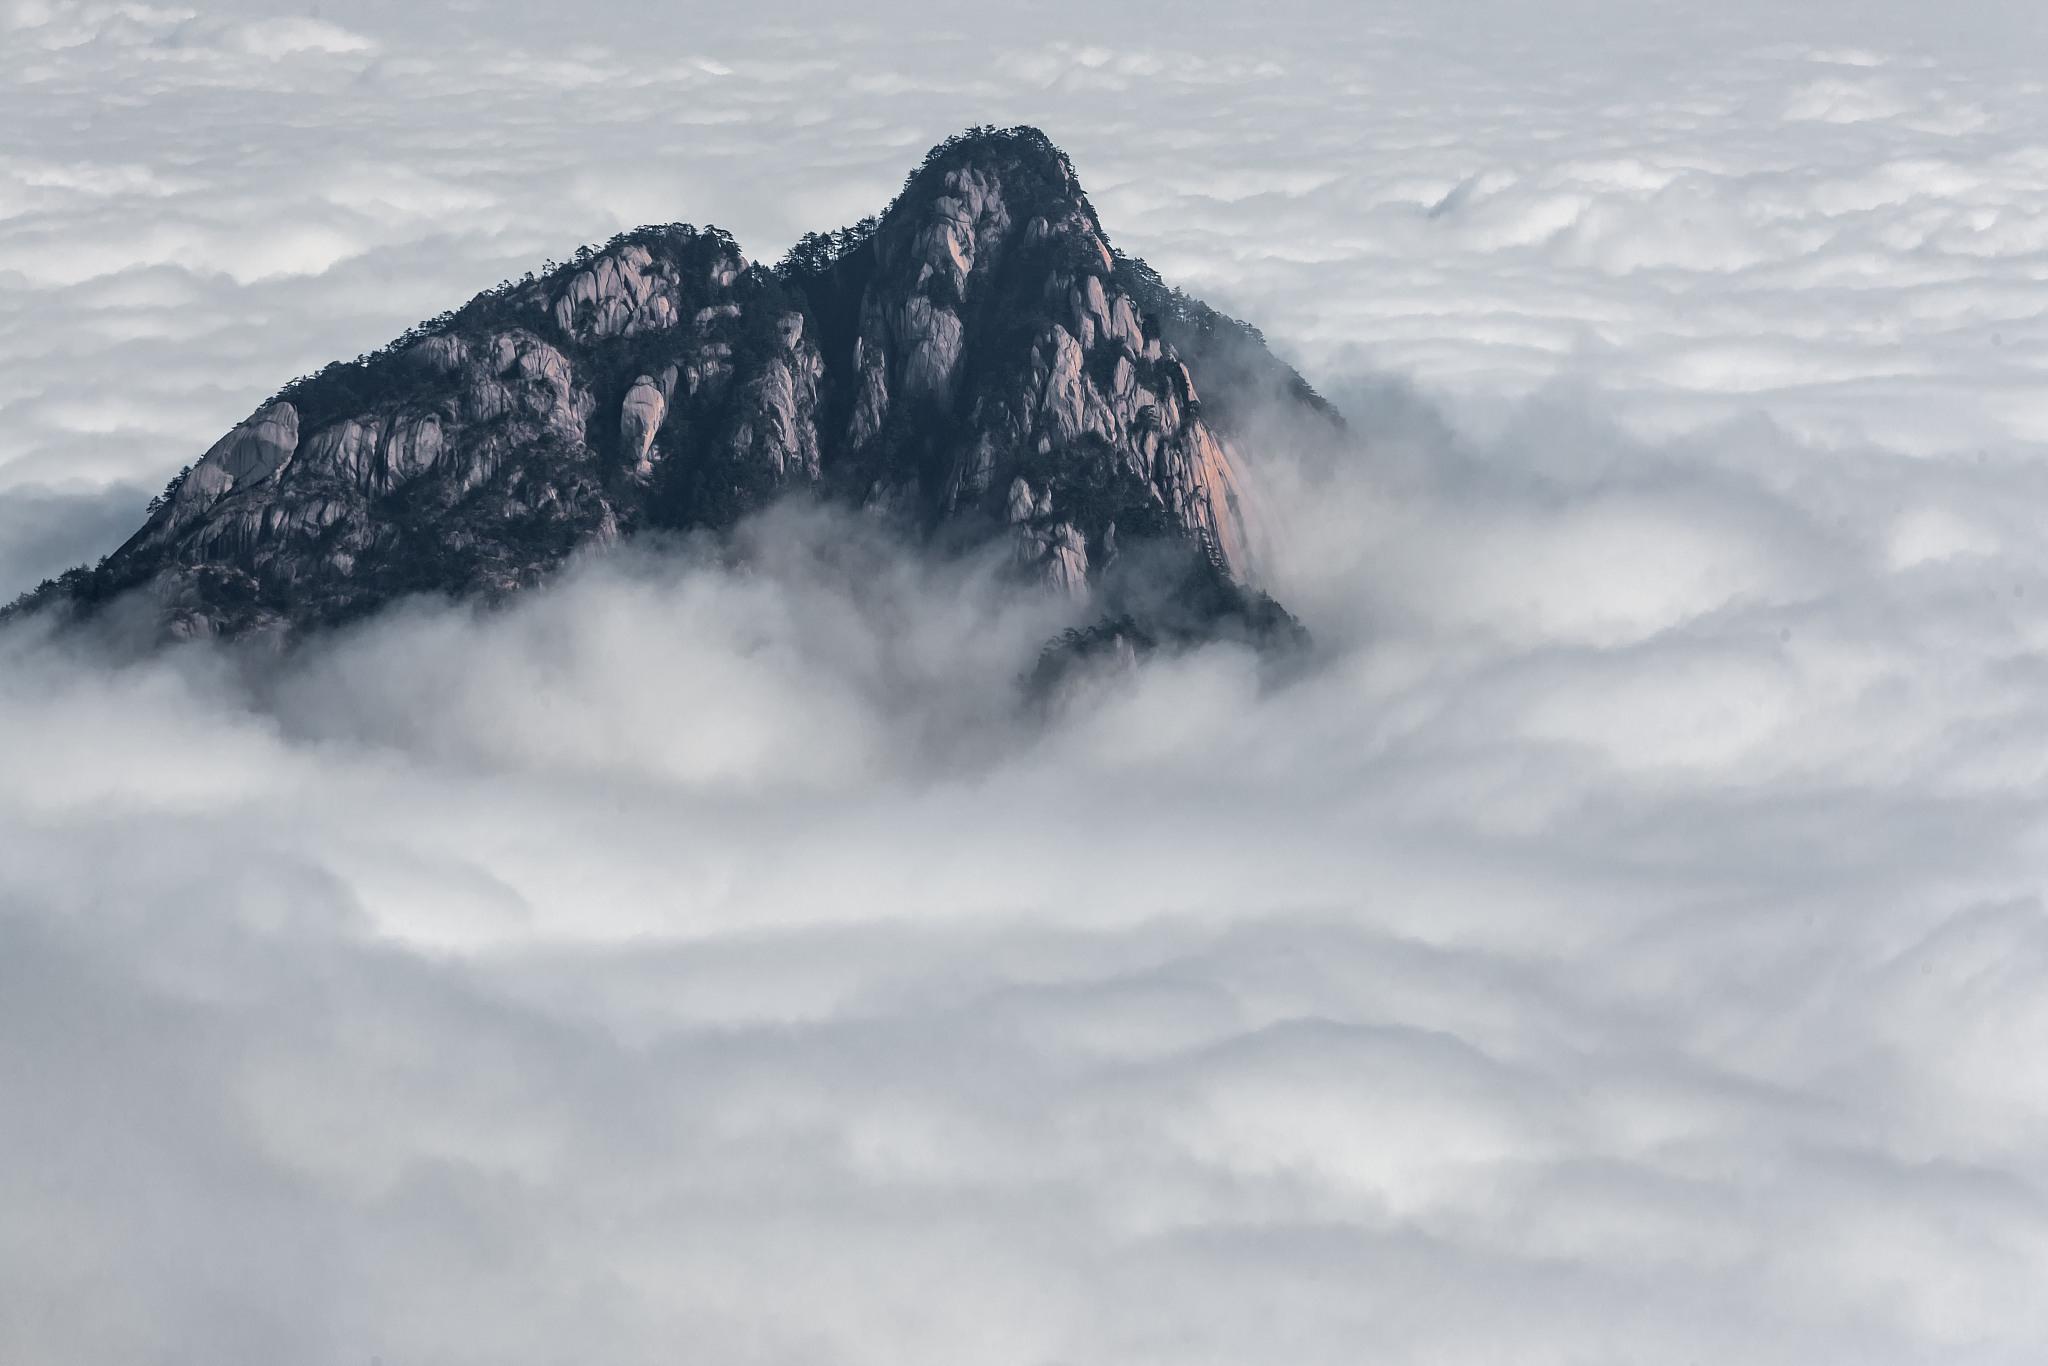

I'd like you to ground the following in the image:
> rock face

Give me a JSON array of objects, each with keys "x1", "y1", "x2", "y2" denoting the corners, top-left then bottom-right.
[{"x1": 20, "y1": 127, "x2": 1340, "y2": 652}]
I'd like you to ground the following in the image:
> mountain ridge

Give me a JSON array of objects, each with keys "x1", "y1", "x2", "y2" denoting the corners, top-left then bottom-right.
[{"x1": 9, "y1": 126, "x2": 1340, "y2": 660}]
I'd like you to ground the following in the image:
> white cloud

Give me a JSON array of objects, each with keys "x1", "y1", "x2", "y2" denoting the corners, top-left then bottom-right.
[
  {"x1": 228, "y1": 15, "x2": 374, "y2": 58},
  {"x1": 8, "y1": 0, "x2": 2048, "y2": 1362}
]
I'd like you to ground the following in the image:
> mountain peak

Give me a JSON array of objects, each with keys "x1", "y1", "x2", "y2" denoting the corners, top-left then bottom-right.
[
  {"x1": 907, "y1": 123, "x2": 1071, "y2": 174},
  {"x1": 12, "y1": 130, "x2": 1337, "y2": 663},
  {"x1": 903, "y1": 124, "x2": 1082, "y2": 202}
]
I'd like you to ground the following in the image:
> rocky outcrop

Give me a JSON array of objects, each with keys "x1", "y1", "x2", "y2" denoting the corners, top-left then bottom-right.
[
  {"x1": 152, "y1": 402, "x2": 300, "y2": 539},
  {"x1": 22, "y1": 127, "x2": 1337, "y2": 653},
  {"x1": 551, "y1": 243, "x2": 691, "y2": 340},
  {"x1": 818, "y1": 134, "x2": 1274, "y2": 603},
  {"x1": 620, "y1": 377, "x2": 666, "y2": 474}
]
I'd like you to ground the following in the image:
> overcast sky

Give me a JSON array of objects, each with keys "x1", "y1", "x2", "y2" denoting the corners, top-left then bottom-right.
[{"x1": 8, "y1": 1, "x2": 2048, "y2": 1362}]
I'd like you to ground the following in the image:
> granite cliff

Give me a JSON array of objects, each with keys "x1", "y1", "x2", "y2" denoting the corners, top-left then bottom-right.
[{"x1": 14, "y1": 127, "x2": 1340, "y2": 661}]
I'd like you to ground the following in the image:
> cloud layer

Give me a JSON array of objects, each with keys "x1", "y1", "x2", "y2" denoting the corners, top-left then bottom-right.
[{"x1": 8, "y1": 1, "x2": 2048, "y2": 1362}]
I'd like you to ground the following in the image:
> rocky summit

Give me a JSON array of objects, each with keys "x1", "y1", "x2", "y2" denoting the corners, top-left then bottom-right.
[{"x1": 14, "y1": 126, "x2": 1341, "y2": 660}]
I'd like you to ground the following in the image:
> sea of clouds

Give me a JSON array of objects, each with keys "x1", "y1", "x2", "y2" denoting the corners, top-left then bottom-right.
[{"x1": 8, "y1": 0, "x2": 2048, "y2": 1361}]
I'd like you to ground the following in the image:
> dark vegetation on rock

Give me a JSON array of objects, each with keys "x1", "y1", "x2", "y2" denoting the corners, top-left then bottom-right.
[{"x1": 9, "y1": 126, "x2": 1343, "y2": 669}]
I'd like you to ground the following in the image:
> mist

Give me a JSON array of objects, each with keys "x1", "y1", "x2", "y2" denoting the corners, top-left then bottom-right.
[{"x1": 10, "y1": 374, "x2": 2048, "y2": 1361}]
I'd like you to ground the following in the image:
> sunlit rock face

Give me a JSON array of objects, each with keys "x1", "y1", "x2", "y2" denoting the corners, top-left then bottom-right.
[
  {"x1": 832, "y1": 132, "x2": 1280, "y2": 603},
  {"x1": 25, "y1": 127, "x2": 1338, "y2": 648}
]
